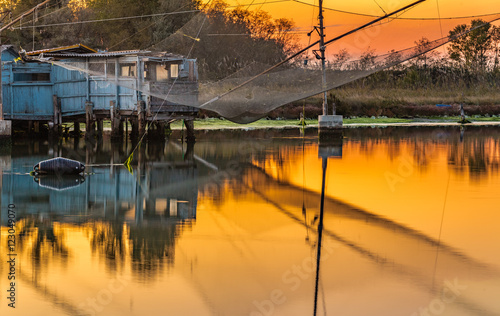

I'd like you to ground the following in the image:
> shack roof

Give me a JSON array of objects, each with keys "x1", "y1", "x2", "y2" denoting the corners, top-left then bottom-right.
[
  {"x1": 18, "y1": 44, "x2": 190, "y2": 63},
  {"x1": 42, "y1": 50, "x2": 147, "y2": 58},
  {"x1": 26, "y1": 44, "x2": 97, "y2": 56}
]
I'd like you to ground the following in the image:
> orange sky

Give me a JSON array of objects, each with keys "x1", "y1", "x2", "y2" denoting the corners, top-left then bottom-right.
[{"x1": 230, "y1": 0, "x2": 500, "y2": 56}]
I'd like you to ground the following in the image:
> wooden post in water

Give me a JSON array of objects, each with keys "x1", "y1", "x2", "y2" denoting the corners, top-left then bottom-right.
[
  {"x1": 130, "y1": 118, "x2": 138, "y2": 138},
  {"x1": 73, "y1": 121, "x2": 80, "y2": 137},
  {"x1": 138, "y1": 100, "x2": 146, "y2": 136},
  {"x1": 184, "y1": 119, "x2": 195, "y2": 141},
  {"x1": 125, "y1": 118, "x2": 129, "y2": 139},
  {"x1": 97, "y1": 120, "x2": 103, "y2": 134},
  {"x1": 33, "y1": 121, "x2": 40, "y2": 134},
  {"x1": 52, "y1": 95, "x2": 62, "y2": 135},
  {"x1": 110, "y1": 100, "x2": 121, "y2": 139},
  {"x1": 85, "y1": 101, "x2": 95, "y2": 139}
]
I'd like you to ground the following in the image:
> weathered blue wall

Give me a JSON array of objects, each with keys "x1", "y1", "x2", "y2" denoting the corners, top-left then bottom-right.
[{"x1": 1, "y1": 49, "x2": 198, "y2": 121}]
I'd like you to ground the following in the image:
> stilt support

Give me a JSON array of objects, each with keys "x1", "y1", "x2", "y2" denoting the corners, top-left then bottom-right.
[
  {"x1": 184, "y1": 119, "x2": 195, "y2": 142},
  {"x1": 85, "y1": 101, "x2": 95, "y2": 139}
]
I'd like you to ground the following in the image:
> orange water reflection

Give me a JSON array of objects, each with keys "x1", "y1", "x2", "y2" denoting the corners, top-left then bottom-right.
[{"x1": 0, "y1": 127, "x2": 499, "y2": 316}]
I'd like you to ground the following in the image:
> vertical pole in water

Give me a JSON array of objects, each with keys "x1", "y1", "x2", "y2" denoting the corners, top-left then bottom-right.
[
  {"x1": 110, "y1": 100, "x2": 121, "y2": 139},
  {"x1": 52, "y1": 95, "x2": 62, "y2": 135},
  {"x1": 138, "y1": 100, "x2": 146, "y2": 136},
  {"x1": 313, "y1": 157, "x2": 327, "y2": 316},
  {"x1": 319, "y1": 0, "x2": 328, "y2": 116},
  {"x1": 85, "y1": 101, "x2": 95, "y2": 139},
  {"x1": 185, "y1": 119, "x2": 195, "y2": 142},
  {"x1": 73, "y1": 121, "x2": 80, "y2": 136}
]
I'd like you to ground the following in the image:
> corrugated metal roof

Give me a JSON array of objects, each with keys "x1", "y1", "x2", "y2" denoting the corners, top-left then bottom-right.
[
  {"x1": 26, "y1": 44, "x2": 97, "y2": 56},
  {"x1": 1, "y1": 45, "x2": 15, "y2": 52},
  {"x1": 43, "y1": 50, "x2": 147, "y2": 58}
]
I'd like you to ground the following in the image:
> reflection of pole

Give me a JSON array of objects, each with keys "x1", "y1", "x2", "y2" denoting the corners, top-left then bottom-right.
[
  {"x1": 313, "y1": 157, "x2": 327, "y2": 315},
  {"x1": 318, "y1": 0, "x2": 328, "y2": 116}
]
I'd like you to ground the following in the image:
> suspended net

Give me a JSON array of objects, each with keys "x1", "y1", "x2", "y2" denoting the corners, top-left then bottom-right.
[{"x1": 32, "y1": 1, "x2": 500, "y2": 123}]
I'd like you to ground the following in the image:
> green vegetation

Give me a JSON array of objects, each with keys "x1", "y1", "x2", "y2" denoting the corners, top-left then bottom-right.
[
  {"x1": 167, "y1": 116, "x2": 500, "y2": 130},
  {"x1": 2, "y1": 0, "x2": 298, "y2": 81},
  {"x1": 3, "y1": 3, "x2": 500, "y2": 120}
]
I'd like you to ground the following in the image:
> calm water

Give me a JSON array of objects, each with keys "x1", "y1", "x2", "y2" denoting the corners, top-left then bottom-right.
[{"x1": 1, "y1": 126, "x2": 499, "y2": 316}]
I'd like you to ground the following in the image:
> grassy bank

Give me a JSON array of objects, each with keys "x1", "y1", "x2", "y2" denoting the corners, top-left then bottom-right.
[{"x1": 169, "y1": 116, "x2": 500, "y2": 130}]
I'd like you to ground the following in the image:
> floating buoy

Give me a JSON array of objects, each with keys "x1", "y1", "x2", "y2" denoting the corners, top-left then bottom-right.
[{"x1": 33, "y1": 157, "x2": 85, "y2": 175}]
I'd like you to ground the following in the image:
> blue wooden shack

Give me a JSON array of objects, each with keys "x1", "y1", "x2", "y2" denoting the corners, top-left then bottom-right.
[{"x1": 1, "y1": 44, "x2": 199, "y2": 137}]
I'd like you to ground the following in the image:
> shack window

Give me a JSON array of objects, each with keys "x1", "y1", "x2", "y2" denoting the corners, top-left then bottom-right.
[
  {"x1": 13, "y1": 73, "x2": 50, "y2": 82},
  {"x1": 120, "y1": 63, "x2": 136, "y2": 77},
  {"x1": 89, "y1": 62, "x2": 104, "y2": 76},
  {"x1": 157, "y1": 64, "x2": 169, "y2": 81},
  {"x1": 170, "y1": 64, "x2": 179, "y2": 78},
  {"x1": 106, "y1": 62, "x2": 116, "y2": 77}
]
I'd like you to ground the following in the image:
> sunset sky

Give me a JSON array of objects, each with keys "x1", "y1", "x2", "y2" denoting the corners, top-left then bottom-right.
[{"x1": 233, "y1": 0, "x2": 500, "y2": 56}]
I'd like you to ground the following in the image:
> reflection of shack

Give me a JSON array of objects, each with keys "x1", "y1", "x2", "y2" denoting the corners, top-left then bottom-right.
[
  {"x1": 0, "y1": 158, "x2": 198, "y2": 226},
  {"x1": 1, "y1": 44, "x2": 198, "y2": 138},
  {"x1": 136, "y1": 161, "x2": 198, "y2": 222}
]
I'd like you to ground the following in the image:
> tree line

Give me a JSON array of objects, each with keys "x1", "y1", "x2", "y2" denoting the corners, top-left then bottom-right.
[
  {"x1": 330, "y1": 19, "x2": 500, "y2": 90},
  {"x1": 0, "y1": 0, "x2": 298, "y2": 80},
  {"x1": 1, "y1": 1, "x2": 498, "y2": 84}
]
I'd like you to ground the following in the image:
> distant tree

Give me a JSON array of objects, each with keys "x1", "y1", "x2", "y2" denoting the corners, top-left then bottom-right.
[
  {"x1": 492, "y1": 25, "x2": 500, "y2": 71},
  {"x1": 448, "y1": 19, "x2": 493, "y2": 71},
  {"x1": 162, "y1": 0, "x2": 299, "y2": 80},
  {"x1": 331, "y1": 48, "x2": 350, "y2": 70},
  {"x1": 358, "y1": 47, "x2": 377, "y2": 70},
  {"x1": 413, "y1": 37, "x2": 439, "y2": 68}
]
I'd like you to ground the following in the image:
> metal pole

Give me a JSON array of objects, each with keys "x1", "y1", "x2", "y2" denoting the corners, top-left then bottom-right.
[{"x1": 319, "y1": 0, "x2": 328, "y2": 116}]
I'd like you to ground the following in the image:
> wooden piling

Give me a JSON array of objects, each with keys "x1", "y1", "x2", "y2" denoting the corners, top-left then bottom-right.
[
  {"x1": 85, "y1": 101, "x2": 95, "y2": 139},
  {"x1": 157, "y1": 122, "x2": 165, "y2": 139},
  {"x1": 138, "y1": 100, "x2": 146, "y2": 136},
  {"x1": 184, "y1": 119, "x2": 195, "y2": 141},
  {"x1": 52, "y1": 95, "x2": 62, "y2": 135},
  {"x1": 73, "y1": 121, "x2": 80, "y2": 137},
  {"x1": 130, "y1": 119, "x2": 138, "y2": 139},
  {"x1": 110, "y1": 100, "x2": 121, "y2": 139},
  {"x1": 97, "y1": 120, "x2": 103, "y2": 134}
]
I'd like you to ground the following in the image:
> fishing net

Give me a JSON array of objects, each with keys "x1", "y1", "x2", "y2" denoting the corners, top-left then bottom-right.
[{"x1": 32, "y1": 1, "x2": 500, "y2": 123}]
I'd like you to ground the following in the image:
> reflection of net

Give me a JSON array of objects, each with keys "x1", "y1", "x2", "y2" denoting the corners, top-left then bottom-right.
[{"x1": 43, "y1": 12, "x2": 500, "y2": 124}]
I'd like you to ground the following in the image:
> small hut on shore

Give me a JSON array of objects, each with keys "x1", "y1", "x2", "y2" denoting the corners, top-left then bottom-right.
[{"x1": 1, "y1": 44, "x2": 198, "y2": 138}]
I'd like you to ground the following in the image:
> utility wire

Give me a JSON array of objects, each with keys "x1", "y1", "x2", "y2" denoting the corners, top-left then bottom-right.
[
  {"x1": 11, "y1": 0, "x2": 293, "y2": 30},
  {"x1": 435, "y1": 0, "x2": 447, "y2": 54},
  {"x1": 13, "y1": 9, "x2": 201, "y2": 29},
  {"x1": 6, "y1": 0, "x2": 500, "y2": 32},
  {"x1": 292, "y1": 0, "x2": 500, "y2": 20},
  {"x1": 372, "y1": 0, "x2": 387, "y2": 15}
]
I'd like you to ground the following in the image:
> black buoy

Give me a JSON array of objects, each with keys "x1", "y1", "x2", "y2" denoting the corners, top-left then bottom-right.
[{"x1": 34, "y1": 157, "x2": 85, "y2": 175}]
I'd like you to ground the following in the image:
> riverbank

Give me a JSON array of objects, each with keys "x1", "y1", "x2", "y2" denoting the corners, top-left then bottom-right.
[{"x1": 169, "y1": 116, "x2": 500, "y2": 130}]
